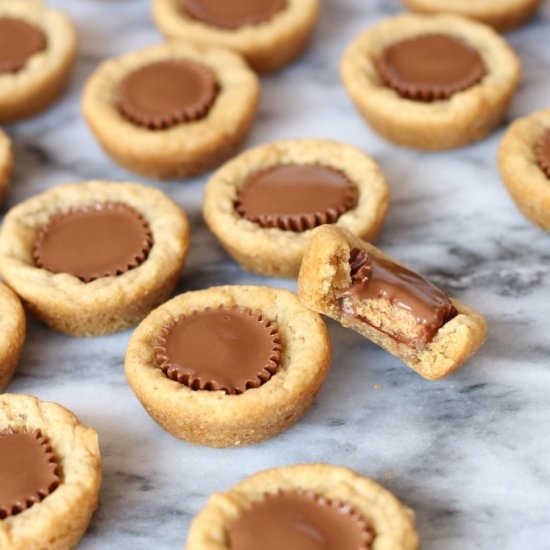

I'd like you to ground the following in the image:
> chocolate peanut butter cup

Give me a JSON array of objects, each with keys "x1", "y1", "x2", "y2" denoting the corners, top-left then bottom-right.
[
  {"x1": 534, "y1": 130, "x2": 550, "y2": 180},
  {"x1": 155, "y1": 306, "x2": 282, "y2": 394},
  {"x1": 340, "y1": 248, "x2": 458, "y2": 347},
  {"x1": 181, "y1": 0, "x2": 286, "y2": 30},
  {"x1": 0, "y1": 17, "x2": 46, "y2": 73},
  {"x1": 33, "y1": 202, "x2": 153, "y2": 283},
  {"x1": 377, "y1": 34, "x2": 486, "y2": 101},
  {"x1": 235, "y1": 164, "x2": 357, "y2": 232},
  {"x1": 228, "y1": 490, "x2": 374, "y2": 550},
  {"x1": 0, "y1": 428, "x2": 60, "y2": 519},
  {"x1": 116, "y1": 59, "x2": 219, "y2": 130}
]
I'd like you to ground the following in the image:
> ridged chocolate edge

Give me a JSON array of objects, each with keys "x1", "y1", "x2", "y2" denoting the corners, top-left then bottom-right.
[{"x1": 534, "y1": 129, "x2": 550, "y2": 179}]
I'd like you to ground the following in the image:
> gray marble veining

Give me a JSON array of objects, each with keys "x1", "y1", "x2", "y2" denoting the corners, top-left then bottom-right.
[{"x1": 2, "y1": 0, "x2": 550, "y2": 548}]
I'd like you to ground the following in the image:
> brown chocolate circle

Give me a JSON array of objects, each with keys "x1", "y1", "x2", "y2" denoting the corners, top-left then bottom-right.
[
  {"x1": 33, "y1": 203, "x2": 153, "y2": 283},
  {"x1": 235, "y1": 164, "x2": 358, "y2": 232},
  {"x1": 377, "y1": 34, "x2": 486, "y2": 102},
  {"x1": 116, "y1": 59, "x2": 219, "y2": 130},
  {"x1": 0, "y1": 17, "x2": 46, "y2": 73},
  {"x1": 155, "y1": 306, "x2": 282, "y2": 394},
  {"x1": 0, "y1": 429, "x2": 60, "y2": 519},
  {"x1": 534, "y1": 129, "x2": 550, "y2": 180},
  {"x1": 181, "y1": 0, "x2": 286, "y2": 30},
  {"x1": 228, "y1": 491, "x2": 375, "y2": 550}
]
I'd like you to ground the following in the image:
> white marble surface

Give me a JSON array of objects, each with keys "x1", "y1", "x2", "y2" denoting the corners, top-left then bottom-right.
[{"x1": 3, "y1": 0, "x2": 550, "y2": 548}]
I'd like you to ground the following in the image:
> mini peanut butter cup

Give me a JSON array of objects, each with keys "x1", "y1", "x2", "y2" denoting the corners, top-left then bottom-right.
[
  {"x1": 116, "y1": 59, "x2": 219, "y2": 130},
  {"x1": 155, "y1": 306, "x2": 282, "y2": 394},
  {"x1": 377, "y1": 34, "x2": 486, "y2": 102},
  {"x1": 0, "y1": 17, "x2": 46, "y2": 73},
  {"x1": 534, "y1": 129, "x2": 550, "y2": 180},
  {"x1": 235, "y1": 164, "x2": 358, "y2": 232},
  {"x1": 33, "y1": 202, "x2": 153, "y2": 283},
  {"x1": 180, "y1": 0, "x2": 286, "y2": 30},
  {"x1": 0, "y1": 428, "x2": 60, "y2": 519},
  {"x1": 228, "y1": 490, "x2": 375, "y2": 550}
]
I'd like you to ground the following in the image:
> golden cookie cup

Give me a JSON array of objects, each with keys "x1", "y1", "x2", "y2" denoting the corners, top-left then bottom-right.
[
  {"x1": 0, "y1": 394, "x2": 101, "y2": 550},
  {"x1": 401, "y1": 0, "x2": 541, "y2": 32},
  {"x1": 0, "y1": 283, "x2": 25, "y2": 390},
  {"x1": 0, "y1": 128, "x2": 13, "y2": 207},
  {"x1": 498, "y1": 108, "x2": 550, "y2": 231},
  {"x1": 0, "y1": 181, "x2": 190, "y2": 336},
  {"x1": 125, "y1": 285, "x2": 331, "y2": 448},
  {"x1": 341, "y1": 14, "x2": 520, "y2": 151},
  {"x1": 82, "y1": 42, "x2": 260, "y2": 180},
  {"x1": 298, "y1": 226, "x2": 487, "y2": 380},
  {"x1": 152, "y1": 0, "x2": 320, "y2": 74},
  {"x1": 186, "y1": 463, "x2": 419, "y2": 550},
  {"x1": 0, "y1": 0, "x2": 77, "y2": 123},
  {"x1": 203, "y1": 139, "x2": 389, "y2": 278}
]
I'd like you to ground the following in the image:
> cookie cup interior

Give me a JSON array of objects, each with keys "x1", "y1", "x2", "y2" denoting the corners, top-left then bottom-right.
[
  {"x1": 125, "y1": 285, "x2": 331, "y2": 448},
  {"x1": 0, "y1": 181, "x2": 190, "y2": 336},
  {"x1": 0, "y1": 0, "x2": 77, "y2": 122},
  {"x1": 82, "y1": 42, "x2": 260, "y2": 180},
  {"x1": 498, "y1": 108, "x2": 550, "y2": 231},
  {"x1": 341, "y1": 14, "x2": 520, "y2": 150},
  {"x1": 0, "y1": 283, "x2": 25, "y2": 389},
  {"x1": 298, "y1": 226, "x2": 487, "y2": 380},
  {"x1": 152, "y1": 0, "x2": 320, "y2": 73},
  {"x1": 0, "y1": 394, "x2": 101, "y2": 550},
  {"x1": 186, "y1": 463, "x2": 419, "y2": 550},
  {"x1": 203, "y1": 139, "x2": 389, "y2": 278}
]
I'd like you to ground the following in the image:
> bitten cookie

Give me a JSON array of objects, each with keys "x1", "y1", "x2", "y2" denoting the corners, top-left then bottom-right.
[
  {"x1": 0, "y1": 394, "x2": 101, "y2": 550},
  {"x1": 401, "y1": 0, "x2": 541, "y2": 32},
  {"x1": 0, "y1": 181, "x2": 189, "y2": 336},
  {"x1": 298, "y1": 226, "x2": 487, "y2": 380},
  {"x1": 0, "y1": 283, "x2": 25, "y2": 390},
  {"x1": 341, "y1": 14, "x2": 520, "y2": 151},
  {"x1": 498, "y1": 108, "x2": 550, "y2": 231},
  {"x1": 125, "y1": 285, "x2": 331, "y2": 448},
  {"x1": 152, "y1": 0, "x2": 320, "y2": 73},
  {"x1": 82, "y1": 42, "x2": 259, "y2": 180},
  {"x1": 0, "y1": 0, "x2": 77, "y2": 123},
  {"x1": 186, "y1": 463, "x2": 418, "y2": 550},
  {"x1": 203, "y1": 139, "x2": 389, "y2": 278},
  {"x1": 0, "y1": 128, "x2": 12, "y2": 206}
]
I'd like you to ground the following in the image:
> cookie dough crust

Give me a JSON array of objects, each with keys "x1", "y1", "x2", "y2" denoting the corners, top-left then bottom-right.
[
  {"x1": 186, "y1": 463, "x2": 418, "y2": 550},
  {"x1": 0, "y1": 181, "x2": 190, "y2": 336},
  {"x1": 402, "y1": 0, "x2": 541, "y2": 32},
  {"x1": 203, "y1": 139, "x2": 389, "y2": 278},
  {"x1": 0, "y1": 0, "x2": 77, "y2": 123},
  {"x1": 0, "y1": 284, "x2": 25, "y2": 390},
  {"x1": 125, "y1": 285, "x2": 331, "y2": 448},
  {"x1": 499, "y1": 108, "x2": 550, "y2": 231},
  {"x1": 152, "y1": 0, "x2": 320, "y2": 73},
  {"x1": 82, "y1": 42, "x2": 260, "y2": 180},
  {"x1": 0, "y1": 394, "x2": 101, "y2": 550},
  {"x1": 0, "y1": 128, "x2": 13, "y2": 206},
  {"x1": 341, "y1": 14, "x2": 520, "y2": 151},
  {"x1": 298, "y1": 226, "x2": 487, "y2": 380}
]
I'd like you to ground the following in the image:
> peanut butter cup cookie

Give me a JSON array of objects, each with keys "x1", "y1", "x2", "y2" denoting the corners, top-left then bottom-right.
[
  {"x1": 402, "y1": 0, "x2": 541, "y2": 32},
  {"x1": 0, "y1": 0, "x2": 77, "y2": 123},
  {"x1": 299, "y1": 226, "x2": 487, "y2": 380},
  {"x1": 0, "y1": 128, "x2": 12, "y2": 206},
  {"x1": 341, "y1": 14, "x2": 520, "y2": 150},
  {"x1": 152, "y1": 0, "x2": 320, "y2": 73},
  {"x1": 82, "y1": 42, "x2": 259, "y2": 180},
  {"x1": 0, "y1": 181, "x2": 189, "y2": 336},
  {"x1": 203, "y1": 139, "x2": 389, "y2": 278},
  {"x1": 0, "y1": 283, "x2": 25, "y2": 390},
  {"x1": 499, "y1": 108, "x2": 550, "y2": 231},
  {"x1": 0, "y1": 394, "x2": 101, "y2": 550},
  {"x1": 186, "y1": 463, "x2": 418, "y2": 549},
  {"x1": 125, "y1": 285, "x2": 331, "y2": 447}
]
